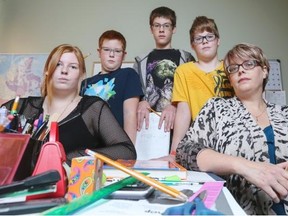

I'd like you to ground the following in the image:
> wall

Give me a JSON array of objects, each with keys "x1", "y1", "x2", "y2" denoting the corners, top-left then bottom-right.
[
  {"x1": 1, "y1": 0, "x2": 287, "y2": 101},
  {"x1": 0, "y1": 0, "x2": 4, "y2": 43}
]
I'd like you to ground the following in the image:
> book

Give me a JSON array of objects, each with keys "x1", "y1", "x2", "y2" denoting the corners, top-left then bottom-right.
[{"x1": 103, "y1": 160, "x2": 187, "y2": 180}]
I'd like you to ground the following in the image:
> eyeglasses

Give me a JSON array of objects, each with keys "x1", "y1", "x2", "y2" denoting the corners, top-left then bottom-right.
[
  {"x1": 193, "y1": 34, "x2": 216, "y2": 44},
  {"x1": 226, "y1": 60, "x2": 260, "y2": 74},
  {"x1": 56, "y1": 62, "x2": 79, "y2": 72},
  {"x1": 101, "y1": 47, "x2": 124, "y2": 56},
  {"x1": 151, "y1": 23, "x2": 173, "y2": 30}
]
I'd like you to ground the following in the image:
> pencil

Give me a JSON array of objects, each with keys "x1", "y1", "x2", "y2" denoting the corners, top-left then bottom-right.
[
  {"x1": 85, "y1": 149, "x2": 188, "y2": 202},
  {"x1": 147, "y1": 107, "x2": 161, "y2": 117},
  {"x1": 84, "y1": 53, "x2": 91, "y2": 59},
  {"x1": 42, "y1": 175, "x2": 140, "y2": 215}
]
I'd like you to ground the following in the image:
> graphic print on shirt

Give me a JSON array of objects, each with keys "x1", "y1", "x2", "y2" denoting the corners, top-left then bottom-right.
[
  {"x1": 146, "y1": 59, "x2": 176, "y2": 112},
  {"x1": 213, "y1": 70, "x2": 234, "y2": 98},
  {"x1": 84, "y1": 78, "x2": 116, "y2": 101}
]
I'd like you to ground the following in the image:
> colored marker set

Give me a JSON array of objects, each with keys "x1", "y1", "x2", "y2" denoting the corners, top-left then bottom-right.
[{"x1": 1, "y1": 96, "x2": 50, "y2": 141}]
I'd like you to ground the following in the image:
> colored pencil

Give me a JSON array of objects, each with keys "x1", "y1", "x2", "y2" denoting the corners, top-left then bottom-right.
[
  {"x1": 42, "y1": 175, "x2": 141, "y2": 215},
  {"x1": 85, "y1": 149, "x2": 188, "y2": 202},
  {"x1": 147, "y1": 107, "x2": 161, "y2": 117}
]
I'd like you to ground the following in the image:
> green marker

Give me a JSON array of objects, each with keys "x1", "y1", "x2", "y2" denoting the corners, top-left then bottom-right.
[{"x1": 42, "y1": 173, "x2": 149, "y2": 215}]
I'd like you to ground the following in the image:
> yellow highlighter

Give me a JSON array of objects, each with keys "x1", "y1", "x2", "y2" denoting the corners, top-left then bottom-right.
[{"x1": 11, "y1": 96, "x2": 20, "y2": 115}]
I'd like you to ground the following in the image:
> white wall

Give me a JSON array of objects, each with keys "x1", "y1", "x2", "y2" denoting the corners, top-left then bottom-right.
[
  {"x1": 1, "y1": 0, "x2": 287, "y2": 101},
  {"x1": 0, "y1": 0, "x2": 4, "y2": 42}
]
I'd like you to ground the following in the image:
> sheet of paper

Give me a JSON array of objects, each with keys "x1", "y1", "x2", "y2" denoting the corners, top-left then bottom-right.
[
  {"x1": 77, "y1": 184, "x2": 246, "y2": 215},
  {"x1": 135, "y1": 113, "x2": 170, "y2": 160},
  {"x1": 187, "y1": 171, "x2": 223, "y2": 182}
]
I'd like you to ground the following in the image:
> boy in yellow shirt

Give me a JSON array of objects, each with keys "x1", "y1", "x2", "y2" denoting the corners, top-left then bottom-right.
[{"x1": 170, "y1": 16, "x2": 234, "y2": 154}]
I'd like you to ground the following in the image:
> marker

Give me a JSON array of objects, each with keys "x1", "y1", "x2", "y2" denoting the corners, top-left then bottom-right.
[
  {"x1": 36, "y1": 113, "x2": 44, "y2": 130},
  {"x1": 11, "y1": 96, "x2": 20, "y2": 115},
  {"x1": 0, "y1": 107, "x2": 8, "y2": 132},
  {"x1": 22, "y1": 115, "x2": 36, "y2": 134},
  {"x1": 31, "y1": 119, "x2": 39, "y2": 135},
  {"x1": 32, "y1": 119, "x2": 48, "y2": 140}
]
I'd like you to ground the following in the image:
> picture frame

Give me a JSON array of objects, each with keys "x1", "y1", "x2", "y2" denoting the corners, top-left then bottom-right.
[{"x1": 93, "y1": 61, "x2": 134, "y2": 75}]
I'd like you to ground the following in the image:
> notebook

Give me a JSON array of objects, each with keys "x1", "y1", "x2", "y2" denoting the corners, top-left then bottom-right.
[
  {"x1": 0, "y1": 133, "x2": 31, "y2": 185},
  {"x1": 103, "y1": 159, "x2": 187, "y2": 180}
]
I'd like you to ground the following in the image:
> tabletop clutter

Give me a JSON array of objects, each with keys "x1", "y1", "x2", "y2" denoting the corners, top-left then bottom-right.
[{"x1": 0, "y1": 98, "x2": 226, "y2": 215}]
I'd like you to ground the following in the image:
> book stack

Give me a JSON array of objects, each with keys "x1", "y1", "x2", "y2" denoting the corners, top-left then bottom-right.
[{"x1": 103, "y1": 160, "x2": 187, "y2": 180}]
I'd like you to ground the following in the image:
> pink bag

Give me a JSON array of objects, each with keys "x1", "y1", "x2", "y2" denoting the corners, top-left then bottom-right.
[{"x1": 28, "y1": 122, "x2": 67, "y2": 199}]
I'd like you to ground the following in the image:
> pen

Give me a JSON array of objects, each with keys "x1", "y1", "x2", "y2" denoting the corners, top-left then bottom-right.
[
  {"x1": 147, "y1": 107, "x2": 161, "y2": 117},
  {"x1": 10, "y1": 96, "x2": 20, "y2": 115},
  {"x1": 22, "y1": 117, "x2": 34, "y2": 134},
  {"x1": 36, "y1": 113, "x2": 43, "y2": 130},
  {"x1": 6, "y1": 114, "x2": 19, "y2": 131},
  {"x1": 38, "y1": 126, "x2": 49, "y2": 141},
  {"x1": 85, "y1": 149, "x2": 188, "y2": 202},
  {"x1": 32, "y1": 119, "x2": 48, "y2": 139}
]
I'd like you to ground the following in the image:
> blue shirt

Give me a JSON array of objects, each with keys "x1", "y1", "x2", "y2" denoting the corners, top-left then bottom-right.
[
  {"x1": 81, "y1": 67, "x2": 143, "y2": 127},
  {"x1": 263, "y1": 125, "x2": 286, "y2": 215}
]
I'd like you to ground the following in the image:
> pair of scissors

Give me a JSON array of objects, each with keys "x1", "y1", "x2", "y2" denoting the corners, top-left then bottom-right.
[{"x1": 162, "y1": 190, "x2": 224, "y2": 215}]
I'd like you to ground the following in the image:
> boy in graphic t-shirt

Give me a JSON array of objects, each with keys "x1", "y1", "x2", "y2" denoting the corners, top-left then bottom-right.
[
  {"x1": 81, "y1": 30, "x2": 143, "y2": 144},
  {"x1": 133, "y1": 6, "x2": 195, "y2": 134}
]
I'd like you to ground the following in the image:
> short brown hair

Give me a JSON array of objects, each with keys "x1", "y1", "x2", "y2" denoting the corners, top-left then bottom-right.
[
  {"x1": 149, "y1": 6, "x2": 176, "y2": 27},
  {"x1": 189, "y1": 16, "x2": 219, "y2": 44},
  {"x1": 98, "y1": 30, "x2": 126, "y2": 51},
  {"x1": 224, "y1": 43, "x2": 270, "y2": 91}
]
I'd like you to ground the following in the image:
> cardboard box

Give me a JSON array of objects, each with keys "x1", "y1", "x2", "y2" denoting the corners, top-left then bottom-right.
[{"x1": 66, "y1": 156, "x2": 103, "y2": 201}]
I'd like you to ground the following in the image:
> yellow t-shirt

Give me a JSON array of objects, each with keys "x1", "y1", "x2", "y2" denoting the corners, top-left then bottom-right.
[{"x1": 172, "y1": 61, "x2": 234, "y2": 121}]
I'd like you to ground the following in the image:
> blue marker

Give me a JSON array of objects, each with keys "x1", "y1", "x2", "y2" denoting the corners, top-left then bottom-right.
[{"x1": 36, "y1": 113, "x2": 44, "y2": 130}]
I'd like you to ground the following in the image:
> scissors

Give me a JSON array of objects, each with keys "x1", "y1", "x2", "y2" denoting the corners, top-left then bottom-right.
[{"x1": 162, "y1": 190, "x2": 224, "y2": 215}]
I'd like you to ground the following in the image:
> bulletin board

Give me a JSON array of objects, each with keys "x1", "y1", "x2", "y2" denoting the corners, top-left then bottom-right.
[
  {"x1": 266, "y1": 59, "x2": 282, "y2": 91},
  {"x1": 264, "y1": 59, "x2": 286, "y2": 105}
]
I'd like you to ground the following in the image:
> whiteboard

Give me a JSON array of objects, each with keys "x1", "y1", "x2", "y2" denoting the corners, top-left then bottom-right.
[
  {"x1": 135, "y1": 113, "x2": 170, "y2": 160},
  {"x1": 266, "y1": 59, "x2": 282, "y2": 91}
]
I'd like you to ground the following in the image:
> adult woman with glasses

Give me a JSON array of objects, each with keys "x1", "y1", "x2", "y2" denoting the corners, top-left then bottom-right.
[{"x1": 176, "y1": 43, "x2": 288, "y2": 215}]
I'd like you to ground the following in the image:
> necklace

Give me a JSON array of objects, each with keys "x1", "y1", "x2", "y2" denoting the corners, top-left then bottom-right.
[
  {"x1": 46, "y1": 95, "x2": 78, "y2": 122},
  {"x1": 253, "y1": 104, "x2": 267, "y2": 122}
]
